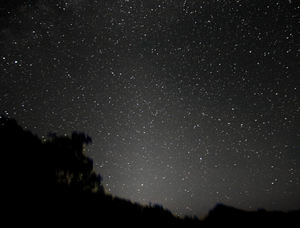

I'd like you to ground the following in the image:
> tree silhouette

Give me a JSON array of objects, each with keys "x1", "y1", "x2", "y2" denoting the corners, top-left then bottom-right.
[
  {"x1": 44, "y1": 132, "x2": 103, "y2": 194},
  {"x1": 0, "y1": 116, "x2": 103, "y2": 196}
]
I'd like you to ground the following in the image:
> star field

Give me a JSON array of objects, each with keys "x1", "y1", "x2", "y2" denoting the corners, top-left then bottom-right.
[{"x1": 0, "y1": 0, "x2": 300, "y2": 217}]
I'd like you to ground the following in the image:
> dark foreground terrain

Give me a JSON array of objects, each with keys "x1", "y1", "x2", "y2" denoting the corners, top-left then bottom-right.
[{"x1": 1, "y1": 116, "x2": 299, "y2": 227}]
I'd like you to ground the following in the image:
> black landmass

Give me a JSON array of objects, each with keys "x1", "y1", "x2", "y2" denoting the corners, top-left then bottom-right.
[{"x1": 0, "y1": 116, "x2": 299, "y2": 227}]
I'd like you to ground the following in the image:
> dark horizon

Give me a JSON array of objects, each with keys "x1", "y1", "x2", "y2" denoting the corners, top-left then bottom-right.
[
  {"x1": 1, "y1": 115, "x2": 299, "y2": 227},
  {"x1": 1, "y1": 0, "x2": 300, "y2": 218},
  {"x1": 2, "y1": 115, "x2": 300, "y2": 219}
]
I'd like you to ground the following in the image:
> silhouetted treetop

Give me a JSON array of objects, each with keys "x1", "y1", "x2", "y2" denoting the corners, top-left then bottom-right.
[{"x1": 0, "y1": 115, "x2": 103, "y2": 195}]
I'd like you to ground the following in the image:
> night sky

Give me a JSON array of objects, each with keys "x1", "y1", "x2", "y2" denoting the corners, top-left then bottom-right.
[{"x1": 1, "y1": 0, "x2": 300, "y2": 217}]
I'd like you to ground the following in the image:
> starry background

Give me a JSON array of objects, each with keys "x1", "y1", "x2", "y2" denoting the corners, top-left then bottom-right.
[{"x1": 1, "y1": 0, "x2": 300, "y2": 217}]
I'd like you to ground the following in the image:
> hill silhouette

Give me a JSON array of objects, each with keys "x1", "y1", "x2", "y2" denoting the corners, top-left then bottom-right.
[{"x1": 0, "y1": 116, "x2": 299, "y2": 227}]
